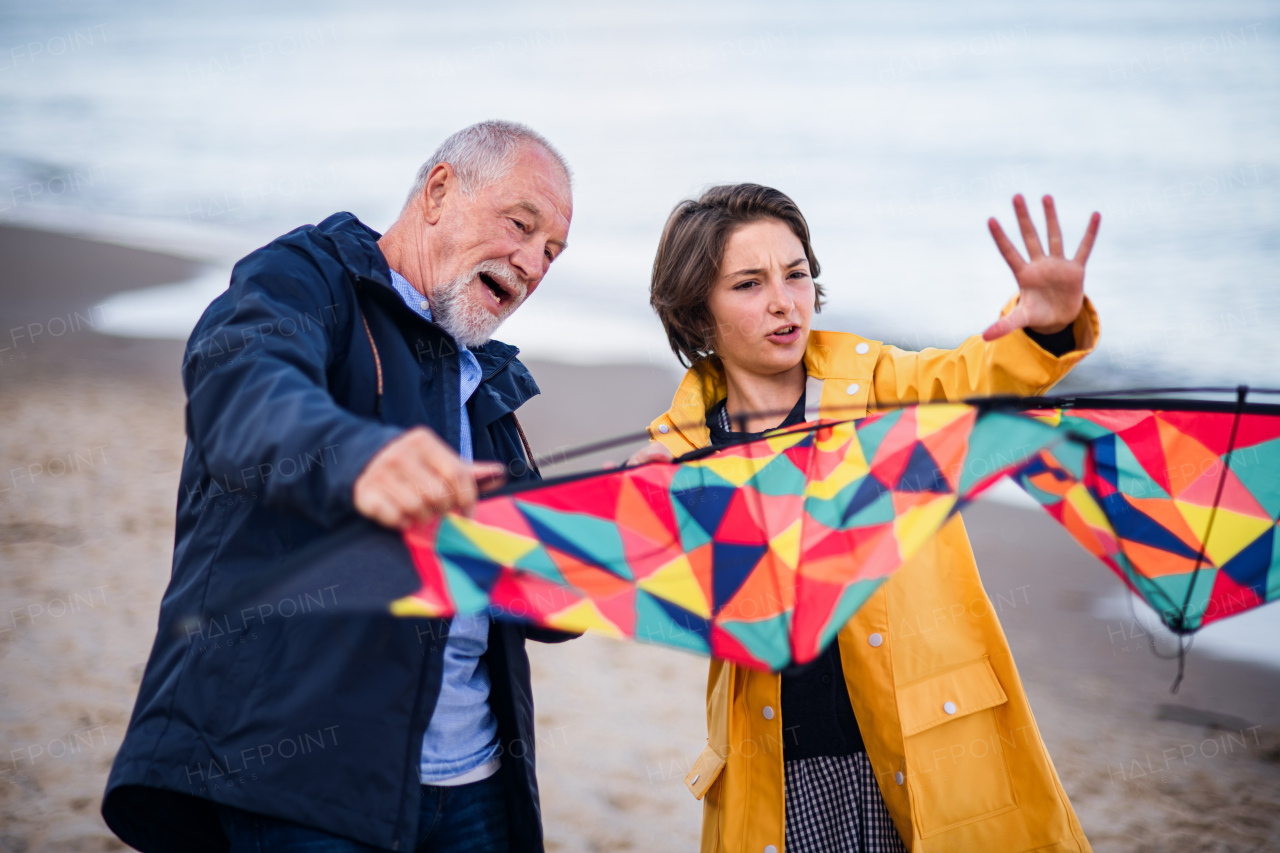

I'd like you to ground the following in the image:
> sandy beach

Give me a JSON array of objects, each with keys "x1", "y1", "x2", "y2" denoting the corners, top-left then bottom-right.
[{"x1": 1, "y1": 224, "x2": 1278, "y2": 852}]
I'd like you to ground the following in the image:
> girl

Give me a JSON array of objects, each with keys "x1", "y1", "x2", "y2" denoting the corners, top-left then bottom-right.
[{"x1": 634, "y1": 184, "x2": 1100, "y2": 852}]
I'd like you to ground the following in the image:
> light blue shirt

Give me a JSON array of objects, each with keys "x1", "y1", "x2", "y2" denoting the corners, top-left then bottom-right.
[{"x1": 388, "y1": 270, "x2": 499, "y2": 783}]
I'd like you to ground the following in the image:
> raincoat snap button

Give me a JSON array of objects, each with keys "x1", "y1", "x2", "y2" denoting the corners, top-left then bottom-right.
[
  {"x1": 846, "y1": 382, "x2": 860, "y2": 395},
  {"x1": 658, "y1": 424, "x2": 669, "y2": 434},
  {"x1": 943, "y1": 701, "x2": 957, "y2": 715},
  {"x1": 762, "y1": 706, "x2": 775, "y2": 720},
  {"x1": 855, "y1": 342, "x2": 870, "y2": 355},
  {"x1": 765, "y1": 846, "x2": 778, "y2": 853},
  {"x1": 868, "y1": 633, "x2": 883, "y2": 647},
  {"x1": 895, "y1": 771, "x2": 905, "y2": 785}
]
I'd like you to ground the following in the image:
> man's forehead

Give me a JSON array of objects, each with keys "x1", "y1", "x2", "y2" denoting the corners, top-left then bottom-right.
[
  {"x1": 503, "y1": 148, "x2": 571, "y2": 206},
  {"x1": 487, "y1": 152, "x2": 572, "y2": 233}
]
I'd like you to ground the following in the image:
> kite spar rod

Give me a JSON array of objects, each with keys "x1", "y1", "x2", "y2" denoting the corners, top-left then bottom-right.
[
  {"x1": 1162, "y1": 386, "x2": 1250, "y2": 693},
  {"x1": 530, "y1": 385, "x2": 1280, "y2": 470}
]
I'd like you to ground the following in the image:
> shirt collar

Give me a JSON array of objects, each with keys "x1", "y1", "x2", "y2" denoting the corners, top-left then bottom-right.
[{"x1": 388, "y1": 269, "x2": 433, "y2": 323}]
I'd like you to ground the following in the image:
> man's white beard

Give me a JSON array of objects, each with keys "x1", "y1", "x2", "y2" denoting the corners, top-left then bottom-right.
[{"x1": 430, "y1": 260, "x2": 527, "y2": 349}]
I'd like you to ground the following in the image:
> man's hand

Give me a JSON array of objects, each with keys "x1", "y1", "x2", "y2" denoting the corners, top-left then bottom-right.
[
  {"x1": 983, "y1": 194, "x2": 1100, "y2": 341},
  {"x1": 353, "y1": 428, "x2": 506, "y2": 529}
]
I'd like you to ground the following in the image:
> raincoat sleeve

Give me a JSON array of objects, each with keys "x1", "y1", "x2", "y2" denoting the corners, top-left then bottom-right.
[
  {"x1": 183, "y1": 244, "x2": 404, "y2": 527},
  {"x1": 870, "y1": 296, "x2": 1099, "y2": 404}
]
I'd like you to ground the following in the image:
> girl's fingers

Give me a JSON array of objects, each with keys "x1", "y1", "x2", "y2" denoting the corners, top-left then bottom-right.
[
  {"x1": 1043, "y1": 195, "x2": 1064, "y2": 257},
  {"x1": 1073, "y1": 212, "x2": 1102, "y2": 265},
  {"x1": 1012, "y1": 194, "x2": 1045, "y2": 259},
  {"x1": 988, "y1": 218, "x2": 1026, "y2": 274}
]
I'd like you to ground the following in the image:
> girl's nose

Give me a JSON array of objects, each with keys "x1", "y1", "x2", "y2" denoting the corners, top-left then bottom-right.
[{"x1": 768, "y1": 280, "x2": 794, "y2": 314}]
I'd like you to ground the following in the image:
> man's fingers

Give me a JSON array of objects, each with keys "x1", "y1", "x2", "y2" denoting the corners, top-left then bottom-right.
[
  {"x1": 355, "y1": 480, "x2": 413, "y2": 529},
  {"x1": 437, "y1": 459, "x2": 478, "y2": 515},
  {"x1": 385, "y1": 473, "x2": 439, "y2": 525},
  {"x1": 401, "y1": 429, "x2": 477, "y2": 514},
  {"x1": 1012, "y1": 194, "x2": 1045, "y2": 259},
  {"x1": 1043, "y1": 195, "x2": 1064, "y2": 257},
  {"x1": 472, "y1": 462, "x2": 507, "y2": 494},
  {"x1": 354, "y1": 491, "x2": 397, "y2": 528},
  {"x1": 988, "y1": 218, "x2": 1026, "y2": 274},
  {"x1": 1073, "y1": 211, "x2": 1102, "y2": 265},
  {"x1": 353, "y1": 427, "x2": 508, "y2": 528},
  {"x1": 473, "y1": 461, "x2": 507, "y2": 478}
]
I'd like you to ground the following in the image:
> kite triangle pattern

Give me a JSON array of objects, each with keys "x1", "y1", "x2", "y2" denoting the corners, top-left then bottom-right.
[
  {"x1": 1014, "y1": 404, "x2": 1280, "y2": 633},
  {"x1": 636, "y1": 554, "x2": 711, "y2": 619},
  {"x1": 393, "y1": 401, "x2": 1074, "y2": 671},
  {"x1": 545, "y1": 597, "x2": 627, "y2": 638}
]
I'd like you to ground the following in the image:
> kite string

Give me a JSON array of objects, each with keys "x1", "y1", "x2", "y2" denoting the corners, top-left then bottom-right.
[
  {"x1": 1123, "y1": 585, "x2": 1193, "y2": 671},
  {"x1": 1168, "y1": 384, "x2": 1248, "y2": 693}
]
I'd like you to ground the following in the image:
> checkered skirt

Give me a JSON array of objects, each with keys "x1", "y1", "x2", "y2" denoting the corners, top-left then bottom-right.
[{"x1": 784, "y1": 753, "x2": 908, "y2": 853}]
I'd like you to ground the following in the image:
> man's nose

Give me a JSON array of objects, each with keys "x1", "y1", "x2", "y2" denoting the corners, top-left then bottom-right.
[{"x1": 510, "y1": 241, "x2": 544, "y2": 284}]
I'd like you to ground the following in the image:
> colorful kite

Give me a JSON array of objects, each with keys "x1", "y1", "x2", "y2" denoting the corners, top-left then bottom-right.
[
  {"x1": 392, "y1": 404, "x2": 1062, "y2": 671},
  {"x1": 1010, "y1": 392, "x2": 1280, "y2": 633},
  {"x1": 214, "y1": 390, "x2": 1279, "y2": 675}
]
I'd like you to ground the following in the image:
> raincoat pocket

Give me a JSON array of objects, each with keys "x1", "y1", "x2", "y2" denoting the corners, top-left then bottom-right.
[
  {"x1": 685, "y1": 743, "x2": 726, "y2": 800},
  {"x1": 898, "y1": 657, "x2": 1018, "y2": 837}
]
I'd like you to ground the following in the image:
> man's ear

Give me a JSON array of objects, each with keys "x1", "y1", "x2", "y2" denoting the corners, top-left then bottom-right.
[{"x1": 421, "y1": 163, "x2": 453, "y2": 226}]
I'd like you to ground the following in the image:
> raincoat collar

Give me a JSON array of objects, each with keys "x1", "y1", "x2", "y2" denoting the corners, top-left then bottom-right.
[{"x1": 659, "y1": 330, "x2": 883, "y2": 450}]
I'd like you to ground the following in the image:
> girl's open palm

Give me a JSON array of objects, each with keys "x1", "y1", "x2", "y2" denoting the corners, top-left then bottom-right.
[{"x1": 982, "y1": 194, "x2": 1100, "y2": 341}]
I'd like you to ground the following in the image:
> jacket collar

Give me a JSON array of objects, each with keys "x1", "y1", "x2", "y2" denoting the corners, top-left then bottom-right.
[
  {"x1": 660, "y1": 330, "x2": 882, "y2": 449},
  {"x1": 317, "y1": 212, "x2": 393, "y2": 289}
]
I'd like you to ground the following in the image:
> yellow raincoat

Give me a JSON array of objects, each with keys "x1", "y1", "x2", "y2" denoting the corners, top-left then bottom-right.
[{"x1": 647, "y1": 299, "x2": 1099, "y2": 852}]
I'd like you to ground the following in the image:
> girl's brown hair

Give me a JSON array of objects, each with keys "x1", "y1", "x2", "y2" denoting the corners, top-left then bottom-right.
[{"x1": 649, "y1": 183, "x2": 824, "y2": 367}]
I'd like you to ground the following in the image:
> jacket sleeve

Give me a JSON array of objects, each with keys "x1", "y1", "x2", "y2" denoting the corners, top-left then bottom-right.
[
  {"x1": 184, "y1": 243, "x2": 404, "y2": 527},
  {"x1": 870, "y1": 296, "x2": 1099, "y2": 405}
]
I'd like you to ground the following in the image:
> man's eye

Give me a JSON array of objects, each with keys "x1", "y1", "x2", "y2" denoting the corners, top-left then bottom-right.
[{"x1": 511, "y1": 219, "x2": 528, "y2": 232}]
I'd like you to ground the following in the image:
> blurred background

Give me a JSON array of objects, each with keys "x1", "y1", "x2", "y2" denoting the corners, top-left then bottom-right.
[{"x1": 1, "y1": 1, "x2": 1277, "y2": 850}]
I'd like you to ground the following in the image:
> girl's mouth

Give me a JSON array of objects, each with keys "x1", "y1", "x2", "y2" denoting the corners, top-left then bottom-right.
[{"x1": 767, "y1": 324, "x2": 801, "y2": 343}]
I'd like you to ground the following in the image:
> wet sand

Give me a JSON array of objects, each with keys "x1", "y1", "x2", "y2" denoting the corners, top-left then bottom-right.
[{"x1": 1, "y1": 224, "x2": 1278, "y2": 852}]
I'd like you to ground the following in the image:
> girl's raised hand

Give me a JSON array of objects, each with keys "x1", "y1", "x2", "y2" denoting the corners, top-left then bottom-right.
[{"x1": 982, "y1": 194, "x2": 1100, "y2": 341}]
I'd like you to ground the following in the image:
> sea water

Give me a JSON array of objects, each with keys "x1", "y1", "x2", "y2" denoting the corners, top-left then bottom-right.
[{"x1": 1, "y1": 0, "x2": 1276, "y2": 381}]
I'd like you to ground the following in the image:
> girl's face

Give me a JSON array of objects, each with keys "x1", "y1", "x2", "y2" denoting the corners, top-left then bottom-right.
[{"x1": 706, "y1": 218, "x2": 815, "y2": 377}]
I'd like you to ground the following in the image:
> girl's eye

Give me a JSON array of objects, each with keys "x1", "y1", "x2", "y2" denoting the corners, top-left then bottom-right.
[{"x1": 733, "y1": 280, "x2": 758, "y2": 290}]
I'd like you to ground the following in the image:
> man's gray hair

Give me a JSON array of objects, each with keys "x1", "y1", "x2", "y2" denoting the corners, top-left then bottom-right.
[{"x1": 403, "y1": 120, "x2": 571, "y2": 210}]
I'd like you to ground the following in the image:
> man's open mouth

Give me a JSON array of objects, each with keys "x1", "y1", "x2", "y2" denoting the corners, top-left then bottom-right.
[{"x1": 479, "y1": 272, "x2": 508, "y2": 305}]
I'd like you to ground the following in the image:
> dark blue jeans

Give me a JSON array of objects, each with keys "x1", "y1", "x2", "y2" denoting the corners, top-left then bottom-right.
[{"x1": 218, "y1": 773, "x2": 509, "y2": 852}]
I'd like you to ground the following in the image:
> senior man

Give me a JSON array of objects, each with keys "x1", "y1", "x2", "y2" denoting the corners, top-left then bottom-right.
[{"x1": 103, "y1": 121, "x2": 574, "y2": 853}]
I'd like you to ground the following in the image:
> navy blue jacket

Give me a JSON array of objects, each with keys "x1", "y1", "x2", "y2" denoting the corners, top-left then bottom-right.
[{"x1": 103, "y1": 213, "x2": 563, "y2": 853}]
